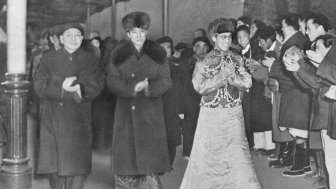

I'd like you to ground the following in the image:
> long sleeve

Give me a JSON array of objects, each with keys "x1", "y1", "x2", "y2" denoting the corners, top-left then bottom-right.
[
  {"x1": 34, "y1": 55, "x2": 72, "y2": 102},
  {"x1": 107, "y1": 61, "x2": 138, "y2": 99},
  {"x1": 192, "y1": 61, "x2": 227, "y2": 96},
  {"x1": 316, "y1": 57, "x2": 336, "y2": 85},
  {"x1": 229, "y1": 66, "x2": 252, "y2": 90},
  {"x1": 295, "y1": 59, "x2": 323, "y2": 89},
  {"x1": 77, "y1": 57, "x2": 105, "y2": 101},
  {"x1": 147, "y1": 61, "x2": 172, "y2": 97}
]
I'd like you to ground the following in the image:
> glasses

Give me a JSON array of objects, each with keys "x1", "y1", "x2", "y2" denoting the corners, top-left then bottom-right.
[{"x1": 217, "y1": 34, "x2": 232, "y2": 40}]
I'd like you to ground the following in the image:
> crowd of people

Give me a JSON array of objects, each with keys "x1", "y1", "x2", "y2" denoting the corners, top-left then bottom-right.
[{"x1": 0, "y1": 8, "x2": 336, "y2": 189}]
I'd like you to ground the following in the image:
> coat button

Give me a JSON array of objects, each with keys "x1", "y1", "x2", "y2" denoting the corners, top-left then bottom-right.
[{"x1": 132, "y1": 106, "x2": 135, "y2": 110}]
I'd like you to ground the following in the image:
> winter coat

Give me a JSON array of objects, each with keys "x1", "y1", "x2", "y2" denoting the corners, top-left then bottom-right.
[
  {"x1": 242, "y1": 44, "x2": 272, "y2": 132},
  {"x1": 34, "y1": 48, "x2": 104, "y2": 175},
  {"x1": 162, "y1": 56, "x2": 183, "y2": 149},
  {"x1": 316, "y1": 44, "x2": 336, "y2": 139},
  {"x1": 270, "y1": 32, "x2": 311, "y2": 130},
  {"x1": 107, "y1": 40, "x2": 172, "y2": 175}
]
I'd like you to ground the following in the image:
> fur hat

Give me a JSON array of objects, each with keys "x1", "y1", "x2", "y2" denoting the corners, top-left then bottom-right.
[
  {"x1": 208, "y1": 18, "x2": 234, "y2": 38},
  {"x1": 122, "y1": 12, "x2": 150, "y2": 32},
  {"x1": 60, "y1": 23, "x2": 84, "y2": 35}
]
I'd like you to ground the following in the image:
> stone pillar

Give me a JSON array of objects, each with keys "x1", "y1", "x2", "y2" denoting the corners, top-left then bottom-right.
[{"x1": 0, "y1": 0, "x2": 32, "y2": 188}]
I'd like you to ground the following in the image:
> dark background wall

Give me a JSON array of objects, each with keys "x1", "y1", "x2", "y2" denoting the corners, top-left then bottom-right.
[{"x1": 88, "y1": 0, "x2": 336, "y2": 44}]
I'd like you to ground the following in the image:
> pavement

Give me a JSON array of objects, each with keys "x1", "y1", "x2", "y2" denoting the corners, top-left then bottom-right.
[{"x1": 30, "y1": 145, "x2": 325, "y2": 189}]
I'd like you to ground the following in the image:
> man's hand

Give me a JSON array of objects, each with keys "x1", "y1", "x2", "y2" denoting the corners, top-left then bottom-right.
[
  {"x1": 134, "y1": 78, "x2": 149, "y2": 93},
  {"x1": 306, "y1": 50, "x2": 324, "y2": 64},
  {"x1": 221, "y1": 62, "x2": 235, "y2": 77},
  {"x1": 284, "y1": 56, "x2": 300, "y2": 72},
  {"x1": 245, "y1": 58, "x2": 260, "y2": 73},
  {"x1": 62, "y1": 77, "x2": 78, "y2": 92},
  {"x1": 262, "y1": 57, "x2": 275, "y2": 68}
]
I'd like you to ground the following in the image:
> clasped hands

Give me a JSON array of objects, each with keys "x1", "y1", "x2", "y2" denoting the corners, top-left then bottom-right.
[
  {"x1": 62, "y1": 76, "x2": 82, "y2": 98},
  {"x1": 134, "y1": 78, "x2": 149, "y2": 93},
  {"x1": 221, "y1": 62, "x2": 236, "y2": 84}
]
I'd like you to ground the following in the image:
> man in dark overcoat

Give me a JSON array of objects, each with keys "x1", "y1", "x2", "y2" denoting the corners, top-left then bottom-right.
[
  {"x1": 284, "y1": 13, "x2": 336, "y2": 188},
  {"x1": 179, "y1": 36, "x2": 209, "y2": 158},
  {"x1": 34, "y1": 23, "x2": 104, "y2": 189},
  {"x1": 269, "y1": 14, "x2": 311, "y2": 177},
  {"x1": 156, "y1": 36, "x2": 183, "y2": 167},
  {"x1": 107, "y1": 12, "x2": 172, "y2": 188}
]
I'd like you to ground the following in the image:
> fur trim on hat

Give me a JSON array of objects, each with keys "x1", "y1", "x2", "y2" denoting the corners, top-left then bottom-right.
[
  {"x1": 208, "y1": 18, "x2": 234, "y2": 38},
  {"x1": 112, "y1": 40, "x2": 166, "y2": 65},
  {"x1": 122, "y1": 12, "x2": 150, "y2": 32}
]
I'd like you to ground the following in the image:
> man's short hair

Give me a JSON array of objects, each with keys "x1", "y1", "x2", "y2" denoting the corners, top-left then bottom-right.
[
  {"x1": 237, "y1": 16, "x2": 252, "y2": 26},
  {"x1": 282, "y1": 14, "x2": 300, "y2": 31},
  {"x1": 307, "y1": 13, "x2": 331, "y2": 32},
  {"x1": 258, "y1": 26, "x2": 276, "y2": 42},
  {"x1": 236, "y1": 25, "x2": 250, "y2": 35},
  {"x1": 175, "y1": 42, "x2": 188, "y2": 51}
]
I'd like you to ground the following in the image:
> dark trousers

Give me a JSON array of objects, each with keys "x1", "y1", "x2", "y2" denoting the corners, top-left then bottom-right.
[
  {"x1": 49, "y1": 174, "x2": 85, "y2": 189},
  {"x1": 182, "y1": 105, "x2": 200, "y2": 156},
  {"x1": 242, "y1": 92, "x2": 254, "y2": 148}
]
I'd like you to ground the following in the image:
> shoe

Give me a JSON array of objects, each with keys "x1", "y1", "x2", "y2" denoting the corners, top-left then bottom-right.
[
  {"x1": 314, "y1": 177, "x2": 327, "y2": 186},
  {"x1": 282, "y1": 143, "x2": 309, "y2": 177},
  {"x1": 269, "y1": 141, "x2": 294, "y2": 168}
]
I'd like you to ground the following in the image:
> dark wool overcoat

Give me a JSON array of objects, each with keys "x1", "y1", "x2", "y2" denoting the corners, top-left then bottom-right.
[
  {"x1": 270, "y1": 32, "x2": 311, "y2": 130},
  {"x1": 162, "y1": 56, "x2": 183, "y2": 149},
  {"x1": 107, "y1": 40, "x2": 172, "y2": 175},
  {"x1": 316, "y1": 44, "x2": 336, "y2": 139},
  {"x1": 242, "y1": 44, "x2": 272, "y2": 132},
  {"x1": 34, "y1": 48, "x2": 104, "y2": 175}
]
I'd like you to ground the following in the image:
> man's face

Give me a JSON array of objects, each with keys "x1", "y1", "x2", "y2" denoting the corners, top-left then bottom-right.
[
  {"x1": 127, "y1": 27, "x2": 148, "y2": 48},
  {"x1": 213, "y1": 32, "x2": 232, "y2": 51},
  {"x1": 60, "y1": 28, "x2": 83, "y2": 53},
  {"x1": 250, "y1": 23, "x2": 257, "y2": 38},
  {"x1": 259, "y1": 38, "x2": 272, "y2": 52},
  {"x1": 193, "y1": 41, "x2": 209, "y2": 59},
  {"x1": 159, "y1": 42, "x2": 172, "y2": 57},
  {"x1": 237, "y1": 30, "x2": 250, "y2": 48},
  {"x1": 91, "y1": 39, "x2": 100, "y2": 48},
  {"x1": 306, "y1": 19, "x2": 321, "y2": 42},
  {"x1": 281, "y1": 19, "x2": 293, "y2": 40}
]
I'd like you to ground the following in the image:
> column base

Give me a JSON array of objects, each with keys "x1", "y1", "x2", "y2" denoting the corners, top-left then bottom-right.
[{"x1": 0, "y1": 162, "x2": 32, "y2": 189}]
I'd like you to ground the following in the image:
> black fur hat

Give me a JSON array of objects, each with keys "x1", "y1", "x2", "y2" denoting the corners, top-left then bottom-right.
[{"x1": 122, "y1": 12, "x2": 150, "y2": 32}]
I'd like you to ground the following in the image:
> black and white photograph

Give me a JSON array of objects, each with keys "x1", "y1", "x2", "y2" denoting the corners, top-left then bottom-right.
[{"x1": 0, "y1": 0, "x2": 336, "y2": 188}]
